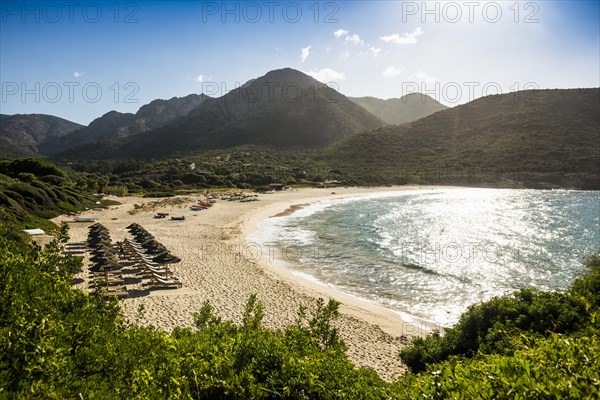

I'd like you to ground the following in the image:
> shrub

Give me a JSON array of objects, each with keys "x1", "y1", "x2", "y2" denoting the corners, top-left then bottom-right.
[
  {"x1": 394, "y1": 329, "x2": 600, "y2": 399},
  {"x1": 569, "y1": 254, "x2": 600, "y2": 311},
  {"x1": 16, "y1": 172, "x2": 36, "y2": 182},
  {"x1": 0, "y1": 158, "x2": 65, "y2": 178},
  {"x1": 0, "y1": 159, "x2": 94, "y2": 230},
  {"x1": 8, "y1": 182, "x2": 54, "y2": 209},
  {"x1": 400, "y1": 256, "x2": 599, "y2": 373}
]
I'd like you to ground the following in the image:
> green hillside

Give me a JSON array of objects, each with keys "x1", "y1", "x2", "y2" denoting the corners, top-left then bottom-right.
[
  {"x1": 0, "y1": 158, "x2": 100, "y2": 230},
  {"x1": 321, "y1": 88, "x2": 600, "y2": 189},
  {"x1": 0, "y1": 114, "x2": 83, "y2": 158}
]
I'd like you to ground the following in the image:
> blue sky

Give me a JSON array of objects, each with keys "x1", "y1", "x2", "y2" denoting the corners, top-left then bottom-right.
[{"x1": 1, "y1": 0, "x2": 598, "y2": 124}]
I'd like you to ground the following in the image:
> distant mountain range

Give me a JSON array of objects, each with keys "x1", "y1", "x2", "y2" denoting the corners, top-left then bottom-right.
[
  {"x1": 55, "y1": 68, "x2": 387, "y2": 159},
  {"x1": 2, "y1": 68, "x2": 451, "y2": 160},
  {"x1": 349, "y1": 94, "x2": 447, "y2": 125},
  {"x1": 0, "y1": 114, "x2": 82, "y2": 158},
  {"x1": 42, "y1": 94, "x2": 209, "y2": 155},
  {"x1": 1, "y1": 68, "x2": 598, "y2": 189},
  {"x1": 321, "y1": 88, "x2": 600, "y2": 189}
]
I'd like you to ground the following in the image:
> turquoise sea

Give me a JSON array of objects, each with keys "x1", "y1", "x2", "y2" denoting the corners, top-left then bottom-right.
[{"x1": 250, "y1": 189, "x2": 600, "y2": 326}]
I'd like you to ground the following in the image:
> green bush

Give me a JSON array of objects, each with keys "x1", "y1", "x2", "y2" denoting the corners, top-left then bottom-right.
[
  {"x1": 0, "y1": 159, "x2": 95, "y2": 230},
  {"x1": 16, "y1": 172, "x2": 36, "y2": 182},
  {"x1": 0, "y1": 158, "x2": 65, "y2": 178},
  {"x1": 569, "y1": 254, "x2": 600, "y2": 310},
  {"x1": 138, "y1": 178, "x2": 160, "y2": 190},
  {"x1": 40, "y1": 174, "x2": 68, "y2": 186},
  {"x1": 400, "y1": 257, "x2": 599, "y2": 373},
  {"x1": 394, "y1": 328, "x2": 600, "y2": 399},
  {"x1": 8, "y1": 182, "x2": 54, "y2": 209}
]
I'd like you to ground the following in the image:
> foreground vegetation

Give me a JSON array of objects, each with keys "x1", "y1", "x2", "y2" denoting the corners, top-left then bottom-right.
[
  {"x1": 1, "y1": 213, "x2": 598, "y2": 398},
  {"x1": 0, "y1": 222, "x2": 390, "y2": 398}
]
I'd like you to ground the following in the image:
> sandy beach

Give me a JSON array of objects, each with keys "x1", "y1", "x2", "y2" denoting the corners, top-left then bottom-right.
[{"x1": 55, "y1": 186, "x2": 441, "y2": 380}]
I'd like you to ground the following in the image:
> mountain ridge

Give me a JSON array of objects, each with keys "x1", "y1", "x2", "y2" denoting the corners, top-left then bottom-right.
[
  {"x1": 55, "y1": 68, "x2": 387, "y2": 159},
  {"x1": 44, "y1": 93, "x2": 210, "y2": 155},
  {"x1": 0, "y1": 114, "x2": 83, "y2": 158},
  {"x1": 321, "y1": 87, "x2": 600, "y2": 189},
  {"x1": 348, "y1": 93, "x2": 448, "y2": 125}
]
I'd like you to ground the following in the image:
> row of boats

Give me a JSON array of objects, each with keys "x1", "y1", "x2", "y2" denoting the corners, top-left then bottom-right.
[{"x1": 220, "y1": 193, "x2": 259, "y2": 202}]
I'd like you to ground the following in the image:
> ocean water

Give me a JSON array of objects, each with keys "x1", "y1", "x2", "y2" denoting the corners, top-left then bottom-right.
[{"x1": 250, "y1": 189, "x2": 600, "y2": 326}]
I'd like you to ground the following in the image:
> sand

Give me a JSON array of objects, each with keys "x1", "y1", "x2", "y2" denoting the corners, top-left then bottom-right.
[{"x1": 55, "y1": 186, "x2": 442, "y2": 380}]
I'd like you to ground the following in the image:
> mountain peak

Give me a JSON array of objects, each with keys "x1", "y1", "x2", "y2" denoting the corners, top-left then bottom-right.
[
  {"x1": 58, "y1": 68, "x2": 386, "y2": 158},
  {"x1": 250, "y1": 68, "x2": 319, "y2": 88},
  {"x1": 401, "y1": 92, "x2": 443, "y2": 103},
  {"x1": 192, "y1": 68, "x2": 330, "y2": 120}
]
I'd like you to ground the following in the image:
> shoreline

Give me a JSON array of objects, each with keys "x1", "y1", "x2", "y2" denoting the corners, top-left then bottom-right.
[
  {"x1": 55, "y1": 186, "x2": 457, "y2": 380},
  {"x1": 240, "y1": 187, "x2": 444, "y2": 338}
]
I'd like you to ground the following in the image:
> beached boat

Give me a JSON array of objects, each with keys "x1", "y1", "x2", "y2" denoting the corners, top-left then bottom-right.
[
  {"x1": 171, "y1": 216, "x2": 185, "y2": 221},
  {"x1": 74, "y1": 217, "x2": 96, "y2": 222},
  {"x1": 23, "y1": 228, "x2": 45, "y2": 235}
]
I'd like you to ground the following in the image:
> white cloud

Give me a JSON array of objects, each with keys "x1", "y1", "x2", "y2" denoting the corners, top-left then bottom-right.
[
  {"x1": 301, "y1": 45, "x2": 312, "y2": 63},
  {"x1": 360, "y1": 46, "x2": 382, "y2": 57},
  {"x1": 382, "y1": 66, "x2": 405, "y2": 77},
  {"x1": 340, "y1": 51, "x2": 351, "y2": 60},
  {"x1": 305, "y1": 68, "x2": 346, "y2": 83},
  {"x1": 334, "y1": 29, "x2": 349, "y2": 38},
  {"x1": 196, "y1": 74, "x2": 204, "y2": 82},
  {"x1": 73, "y1": 71, "x2": 82, "y2": 78},
  {"x1": 334, "y1": 29, "x2": 363, "y2": 46},
  {"x1": 344, "y1": 33, "x2": 363, "y2": 45},
  {"x1": 380, "y1": 27, "x2": 423, "y2": 44},
  {"x1": 409, "y1": 71, "x2": 437, "y2": 84},
  {"x1": 369, "y1": 47, "x2": 382, "y2": 57}
]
